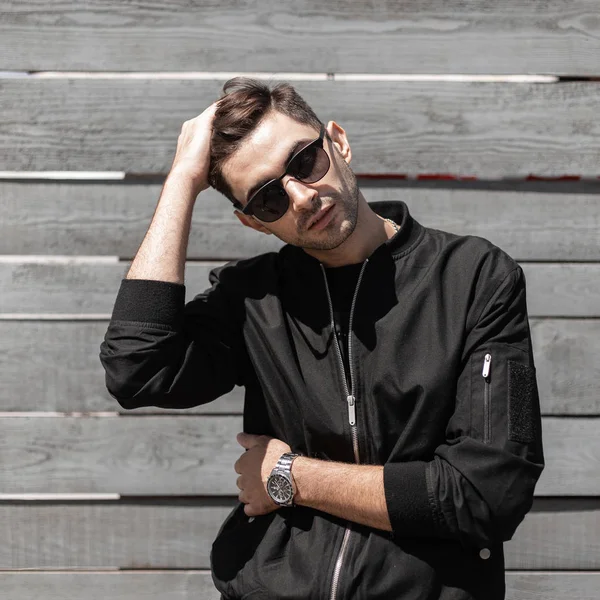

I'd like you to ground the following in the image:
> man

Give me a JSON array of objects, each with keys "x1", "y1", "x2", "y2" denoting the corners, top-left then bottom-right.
[{"x1": 99, "y1": 77, "x2": 544, "y2": 599}]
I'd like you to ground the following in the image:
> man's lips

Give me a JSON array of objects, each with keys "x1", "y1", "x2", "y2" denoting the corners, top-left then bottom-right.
[{"x1": 307, "y1": 204, "x2": 335, "y2": 230}]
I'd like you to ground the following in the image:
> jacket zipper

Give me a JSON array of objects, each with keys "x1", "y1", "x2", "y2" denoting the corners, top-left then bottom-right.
[
  {"x1": 320, "y1": 258, "x2": 369, "y2": 600},
  {"x1": 482, "y1": 353, "x2": 492, "y2": 444}
]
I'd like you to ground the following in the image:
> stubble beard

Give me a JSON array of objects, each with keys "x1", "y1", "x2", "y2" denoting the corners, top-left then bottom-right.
[{"x1": 293, "y1": 160, "x2": 360, "y2": 251}]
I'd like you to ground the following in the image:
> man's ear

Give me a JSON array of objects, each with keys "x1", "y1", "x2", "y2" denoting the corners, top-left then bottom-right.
[
  {"x1": 234, "y1": 210, "x2": 273, "y2": 235},
  {"x1": 326, "y1": 120, "x2": 352, "y2": 165}
]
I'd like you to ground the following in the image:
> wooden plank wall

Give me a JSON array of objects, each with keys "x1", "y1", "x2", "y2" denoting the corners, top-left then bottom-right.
[{"x1": 1, "y1": 2, "x2": 599, "y2": 598}]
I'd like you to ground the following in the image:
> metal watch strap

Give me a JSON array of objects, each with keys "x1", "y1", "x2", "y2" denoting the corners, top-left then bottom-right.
[
  {"x1": 276, "y1": 452, "x2": 300, "y2": 471},
  {"x1": 272, "y1": 452, "x2": 300, "y2": 507}
]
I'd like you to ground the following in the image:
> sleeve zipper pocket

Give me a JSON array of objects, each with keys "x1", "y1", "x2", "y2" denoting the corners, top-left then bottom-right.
[{"x1": 482, "y1": 353, "x2": 492, "y2": 444}]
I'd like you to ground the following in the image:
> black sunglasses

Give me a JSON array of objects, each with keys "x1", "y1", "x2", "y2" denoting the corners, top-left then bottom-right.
[{"x1": 232, "y1": 124, "x2": 330, "y2": 223}]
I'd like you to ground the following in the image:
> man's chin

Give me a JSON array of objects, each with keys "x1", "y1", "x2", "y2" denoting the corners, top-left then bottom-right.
[{"x1": 294, "y1": 221, "x2": 354, "y2": 251}]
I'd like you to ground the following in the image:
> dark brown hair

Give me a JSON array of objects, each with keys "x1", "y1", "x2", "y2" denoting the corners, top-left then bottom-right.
[{"x1": 208, "y1": 77, "x2": 323, "y2": 204}]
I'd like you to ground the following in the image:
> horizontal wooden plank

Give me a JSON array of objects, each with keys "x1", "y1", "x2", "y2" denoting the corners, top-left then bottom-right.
[
  {"x1": 1, "y1": 262, "x2": 598, "y2": 318},
  {"x1": 3, "y1": 80, "x2": 600, "y2": 176},
  {"x1": 521, "y1": 264, "x2": 600, "y2": 317},
  {"x1": 506, "y1": 573, "x2": 600, "y2": 600},
  {"x1": 0, "y1": 319, "x2": 598, "y2": 415},
  {"x1": 535, "y1": 417, "x2": 600, "y2": 495},
  {"x1": 1, "y1": 1, "x2": 599, "y2": 74},
  {"x1": 2, "y1": 180, "x2": 600, "y2": 261},
  {"x1": 0, "y1": 416, "x2": 595, "y2": 495},
  {"x1": 0, "y1": 571, "x2": 598, "y2": 600},
  {"x1": 0, "y1": 500, "x2": 234, "y2": 569},
  {"x1": 531, "y1": 320, "x2": 600, "y2": 415},
  {"x1": 1, "y1": 499, "x2": 599, "y2": 570},
  {"x1": 505, "y1": 500, "x2": 600, "y2": 570},
  {"x1": 0, "y1": 571, "x2": 220, "y2": 600},
  {"x1": 0, "y1": 415, "x2": 241, "y2": 495}
]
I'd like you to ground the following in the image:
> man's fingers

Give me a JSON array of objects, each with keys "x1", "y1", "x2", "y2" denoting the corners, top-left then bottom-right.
[{"x1": 194, "y1": 99, "x2": 220, "y2": 122}]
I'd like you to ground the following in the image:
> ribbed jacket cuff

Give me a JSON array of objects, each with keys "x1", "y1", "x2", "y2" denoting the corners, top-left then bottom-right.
[
  {"x1": 383, "y1": 461, "x2": 436, "y2": 538},
  {"x1": 110, "y1": 278, "x2": 186, "y2": 326}
]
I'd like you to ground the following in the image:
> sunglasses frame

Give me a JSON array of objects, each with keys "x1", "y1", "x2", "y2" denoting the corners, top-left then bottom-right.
[{"x1": 232, "y1": 123, "x2": 329, "y2": 222}]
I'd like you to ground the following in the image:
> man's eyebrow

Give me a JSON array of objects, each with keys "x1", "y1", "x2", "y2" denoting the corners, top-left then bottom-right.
[{"x1": 245, "y1": 137, "x2": 314, "y2": 202}]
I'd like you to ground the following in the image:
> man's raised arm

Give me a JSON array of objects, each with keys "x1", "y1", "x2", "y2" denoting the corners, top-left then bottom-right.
[
  {"x1": 126, "y1": 101, "x2": 219, "y2": 284},
  {"x1": 99, "y1": 101, "x2": 249, "y2": 410}
]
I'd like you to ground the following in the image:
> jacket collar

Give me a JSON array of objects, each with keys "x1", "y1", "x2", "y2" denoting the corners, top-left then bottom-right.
[{"x1": 280, "y1": 200, "x2": 425, "y2": 270}]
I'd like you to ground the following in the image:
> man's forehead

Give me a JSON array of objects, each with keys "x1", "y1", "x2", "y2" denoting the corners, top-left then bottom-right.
[{"x1": 223, "y1": 115, "x2": 319, "y2": 202}]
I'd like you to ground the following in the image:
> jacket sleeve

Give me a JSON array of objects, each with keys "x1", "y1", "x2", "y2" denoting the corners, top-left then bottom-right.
[
  {"x1": 98, "y1": 263, "x2": 249, "y2": 410},
  {"x1": 383, "y1": 262, "x2": 545, "y2": 547}
]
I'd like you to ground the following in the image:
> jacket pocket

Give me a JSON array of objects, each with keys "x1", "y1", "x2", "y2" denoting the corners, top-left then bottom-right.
[
  {"x1": 470, "y1": 344, "x2": 538, "y2": 447},
  {"x1": 482, "y1": 353, "x2": 492, "y2": 444}
]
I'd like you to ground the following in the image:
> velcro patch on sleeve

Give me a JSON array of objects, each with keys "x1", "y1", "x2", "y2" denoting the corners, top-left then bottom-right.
[{"x1": 507, "y1": 360, "x2": 537, "y2": 444}]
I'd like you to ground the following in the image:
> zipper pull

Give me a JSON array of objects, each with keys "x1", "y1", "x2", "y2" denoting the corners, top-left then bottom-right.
[
  {"x1": 482, "y1": 353, "x2": 492, "y2": 379},
  {"x1": 347, "y1": 395, "x2": 356, "y2": 426}
]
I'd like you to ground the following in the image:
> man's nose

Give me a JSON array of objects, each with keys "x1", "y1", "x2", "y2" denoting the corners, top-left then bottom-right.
[{"x1": 283, "y1": 176, "x2": 318, "y2": 212}]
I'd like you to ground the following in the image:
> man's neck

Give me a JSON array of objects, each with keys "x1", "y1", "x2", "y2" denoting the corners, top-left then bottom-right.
[{"x1": 303, "y1": 194, "x2": 396, "y2": 268}]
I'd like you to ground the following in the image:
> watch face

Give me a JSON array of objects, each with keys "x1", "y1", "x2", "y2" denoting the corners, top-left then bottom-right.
[{"x1": 267, "y1": 474, "x2": 293, "y2": 503}]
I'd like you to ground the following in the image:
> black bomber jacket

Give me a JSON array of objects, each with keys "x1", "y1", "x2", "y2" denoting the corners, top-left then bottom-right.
[{"x1": 99, "y1": 200, "x2": 545, "y2": 599}]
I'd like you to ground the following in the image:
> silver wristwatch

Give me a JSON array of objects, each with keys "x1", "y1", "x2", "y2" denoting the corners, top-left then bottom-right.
[{"x1": 267, "y1": 452, "x2": 301, "y2": 507}]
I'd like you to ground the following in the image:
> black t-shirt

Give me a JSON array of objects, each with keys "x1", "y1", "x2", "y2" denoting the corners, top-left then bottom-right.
[{"x1": 324, "y1": 262, "x2": 364, "y2": 390}]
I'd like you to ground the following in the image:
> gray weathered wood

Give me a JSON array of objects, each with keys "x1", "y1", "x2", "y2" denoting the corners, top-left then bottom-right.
[
  {"x1": 531, "y1": 320, "x2": 600, "y2": 415},
  {"x1": 505, "y1": 500, "x2": 600, "y2": 570},
  {"x1": 0, "y1": 571, "x2": 598, "y2": 599},
  {"x1": 0, "y1": 415, "x2": 243, "y2": 495},
  {"x1": 0, "y1": 416, "x2": 595, "y2": 495},
  {"x1": 0, "y1": 319, "x2": 598, "y2": 415},
  {"x1": 3, "y1": 80, "x2": 600, "y2": 176},
  {"x1": 0, "y1": 571, "x2": 221, "y2": 600},
  {"x1": 0, "y1": 500, "x2": 235, "y2": 569},
  {"x1": 1, "y1": 262, "x2": 598, "y2": 317},
  {"x1": 536, "y1": 418, "x2": 600, "y2": 496},
  {"x1": 2, "y1": 181, "x2": 600, "y2": 261},
  {"x1": 530, "y1": 319, "x2": 600, "y2": 415},
  {"x1": 1, "y1": 1, "x2": 599, "y2": 75},
  {"x1": 520, "y1": 264, "x2": 600, "y2": 317},
  {"x1": 1, "y1": 499, "x2": 599, "y2": 570},
  {"x1": 505, "y1": 573, "x2": 600, "y2": 600}
]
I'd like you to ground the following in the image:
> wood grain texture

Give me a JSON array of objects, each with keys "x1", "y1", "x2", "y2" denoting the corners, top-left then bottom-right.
[
  {"x1": 1, "y1": 262, "x2": 599, "y2": 317},
  {"x1": 1, "y1": 1, "x2": 600, "y2": 74},
  {"x1": 505, "y1": 500, "x2": 600, "y2": 570},
  {"x1": 520, "y1": 264, "x2": 600, "y2": 317},
  {"x1": 0, "y1": 571, "x2": 220, "y2": 600},
  {"x1": 536, "y1": 418, "x2": 600, "y2": 496},
  {"x1": 2, "y1": 180, "x2": 600, "y2": 260},
  {"x1": 3, "y1": 80, "x2": 600, "y2": 176},
  {"x1": 0, "y1": 415, "x2": 244, "y2": 495},
  {"x1": 1, "y1": 499, "x2": 599, "y2": 570},
  {"x1": 505, "y1": 573, "x2": 600, "y2": 600},
  {"x1": 531, "y1": 320, "x2": 600, "y2": 415},
  {"x1": 0, "y1": 571, "x2": 598, "y2": 599},
  {"x1": 0, "y1": 500, "x2": 235, "y2": 569},
  {"x1": 0, "y1": 319, "x2": 598, "y2": 415},
  {"x1": 0, "y1": 416, "x2": 595, "y2": 495}
]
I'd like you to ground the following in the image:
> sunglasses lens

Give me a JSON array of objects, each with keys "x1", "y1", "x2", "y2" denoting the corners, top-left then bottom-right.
[
  {"x1": 288, "y1": 146, "x2": 330, "y2": 184},
  {"x1": 245, "y1": 138, "x2": 329, "y2": 223},
  {"x1": 252, "y1": 184, "x2": 289, "y2": 222}
]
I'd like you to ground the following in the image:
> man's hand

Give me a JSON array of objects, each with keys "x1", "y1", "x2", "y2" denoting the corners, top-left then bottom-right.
[
  {"x1": 168, "y1": 100, "x2": 221, "y2": 195},
  {"x1": 234, "y1": 432, "x2": 292, "y2": 517}
]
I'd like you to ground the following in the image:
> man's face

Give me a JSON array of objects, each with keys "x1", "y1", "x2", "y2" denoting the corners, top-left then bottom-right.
[{"x1": 222, "y1": 111, "x2": 360, "y2": 250}]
